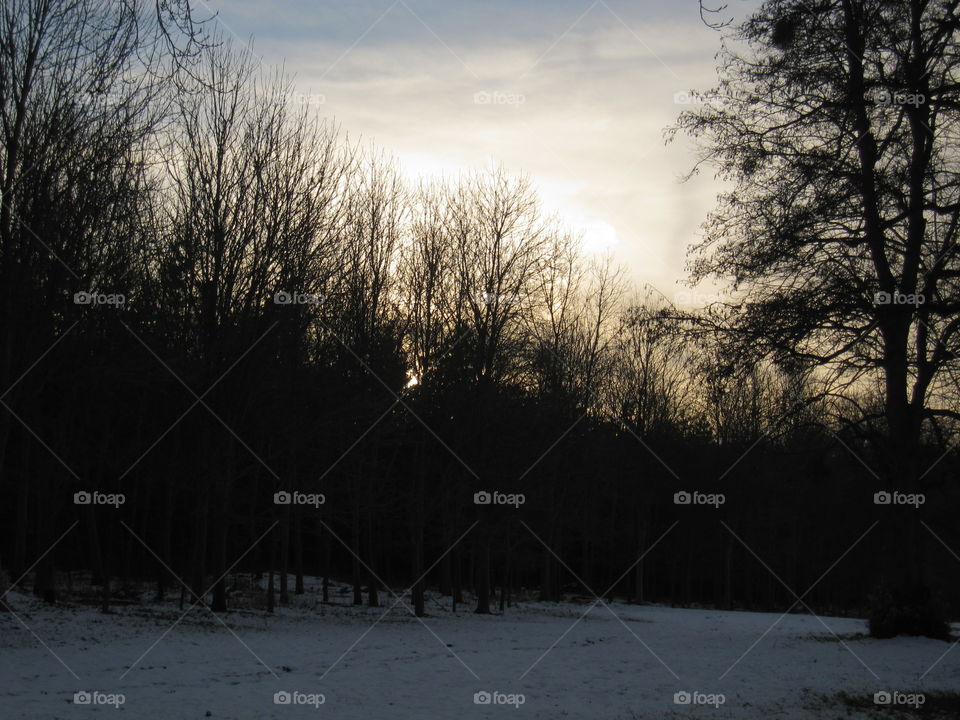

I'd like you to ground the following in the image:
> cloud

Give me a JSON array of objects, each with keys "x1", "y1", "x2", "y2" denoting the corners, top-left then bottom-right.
[{"x1": 203, "y1": 0, "x2": 755, "y2": 294}]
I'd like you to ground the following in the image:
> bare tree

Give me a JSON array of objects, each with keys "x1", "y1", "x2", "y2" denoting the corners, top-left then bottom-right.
[
  {"x1": 155, "y1": 39, "x2": 346, "y2": 610},
  {"x1": 0, "y1": 0, "x2": 205, "y2": 601},
  {"x1": 673, "y1": 0, "x2": 960, "y2": 637}
]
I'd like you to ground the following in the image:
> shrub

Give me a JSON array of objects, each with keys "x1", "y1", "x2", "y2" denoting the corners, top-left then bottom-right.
[{"x1": 868, "y1": 581, "x2": 950, "y2": 640}]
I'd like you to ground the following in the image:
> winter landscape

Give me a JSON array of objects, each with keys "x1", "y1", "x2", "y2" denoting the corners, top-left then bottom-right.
[
  {"x1": 3, "y1": 580, "x2": 958, "y2": 719},
  {"x1": 2, "y1": 0, "x2": 960, "y2": 718}
]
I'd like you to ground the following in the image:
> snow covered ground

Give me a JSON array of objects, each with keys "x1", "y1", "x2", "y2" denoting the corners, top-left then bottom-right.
[{"x1": 1, "y1": 581, "x2": 957, "y2": 719}]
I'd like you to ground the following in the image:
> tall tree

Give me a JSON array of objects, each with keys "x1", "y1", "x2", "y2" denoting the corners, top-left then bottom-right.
[{"x1": 673, "y1": 0, "x2": 960, "y2": 637}]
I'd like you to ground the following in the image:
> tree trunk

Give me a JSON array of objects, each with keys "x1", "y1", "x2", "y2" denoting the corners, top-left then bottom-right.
[
  {"x1": 352, "y1": 498, "x2": 362, "y2": 605},
  {"x1": 321, "y1": 520, "x2": 330, "y2": 604},
  {"x1": 366, "y1": 508, "x2": 379, "y2": 608},
  {"x1": 474, "y1": 532, "x2": 491, "y2": 614},
  {"x1": 279, "y1": 513, "x2": 290, "y2": 606},
  {"x1": 211, "y1": 469, "x2": 228, "y2": 612},
  {"x1": 156, "y1": 479, "x2": 174, "y2": 602},
  {"x1": 412, "y1": 469, "x2": 425, "y2": 617},
  {"x1": 86, "y1": 505, "x2": 109, "y2": 613},
  {"x1": 294, "y1": 511, "x2": 304, "y2": 595}
]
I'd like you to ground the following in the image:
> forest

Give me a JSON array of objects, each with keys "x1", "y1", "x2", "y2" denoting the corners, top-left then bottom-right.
[{"x1": 1, "y1": 0, "x2": 958, "y2": 647}]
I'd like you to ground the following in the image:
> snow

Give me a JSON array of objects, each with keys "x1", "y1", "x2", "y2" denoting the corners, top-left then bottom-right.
[{"x1": 1, "y1": 580, "x2": 957, "y2": 719}]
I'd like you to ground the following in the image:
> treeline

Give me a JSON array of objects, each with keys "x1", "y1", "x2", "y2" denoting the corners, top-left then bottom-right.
[{"x1": 0, "y1": 1, "x2": 957, "y2": 619}]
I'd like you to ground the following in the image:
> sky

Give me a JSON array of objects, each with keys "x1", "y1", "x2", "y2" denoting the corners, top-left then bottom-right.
[{"x1": 198, "y1": 0, "x2": 761, "y2": 302}]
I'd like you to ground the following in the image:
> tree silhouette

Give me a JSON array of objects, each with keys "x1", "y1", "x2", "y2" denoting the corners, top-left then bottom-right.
[{"x1": 674, "y1": 0, "x2": 960, "y2": 638}]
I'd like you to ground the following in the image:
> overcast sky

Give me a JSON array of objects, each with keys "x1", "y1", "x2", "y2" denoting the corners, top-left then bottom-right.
[{"x1": 200, "y1": 0, "x2": 760, "y2": 302}]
